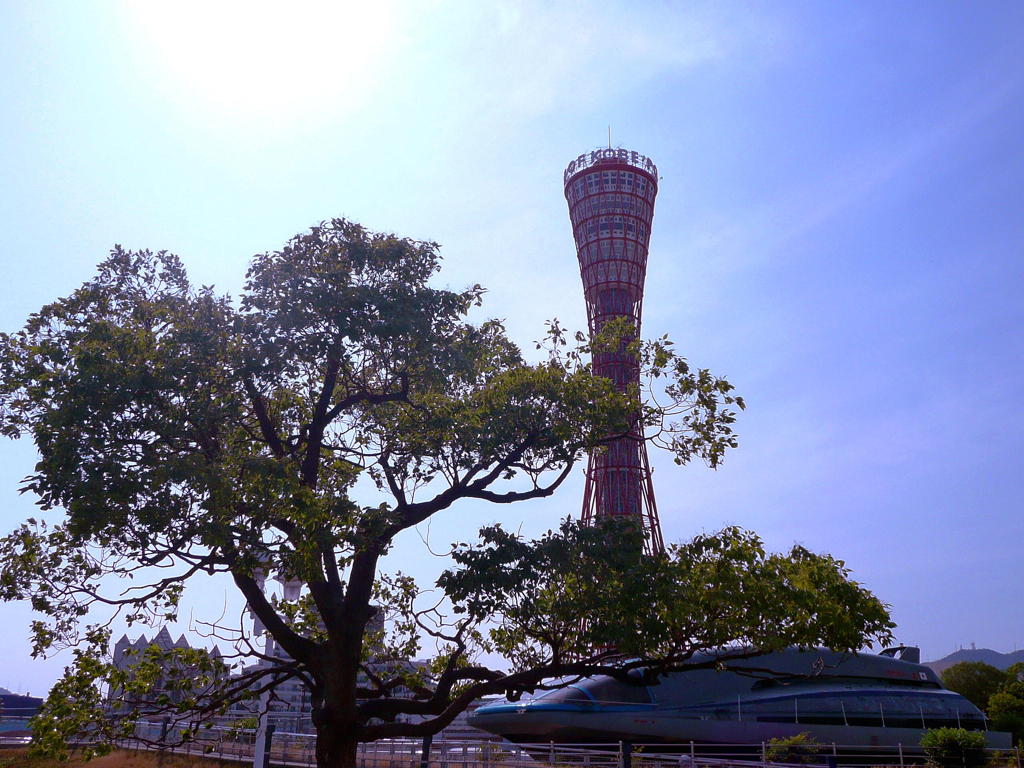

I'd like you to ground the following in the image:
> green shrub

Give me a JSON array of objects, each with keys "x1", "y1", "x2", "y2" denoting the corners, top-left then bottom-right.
[
  {"x1": 920, "y1": 727, "x2": 987, "y2": 768},
  {"x1": 765, "y1": 732, "x2": 821, "y2": 764}
]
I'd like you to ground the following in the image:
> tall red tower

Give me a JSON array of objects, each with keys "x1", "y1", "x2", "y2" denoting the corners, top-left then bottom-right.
[{"x1": 564, "y1": 148, "x2": 664, "y2": 555}]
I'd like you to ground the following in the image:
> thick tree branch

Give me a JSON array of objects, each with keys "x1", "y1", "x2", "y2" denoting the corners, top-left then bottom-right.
[
  {"x1": 231, "y1": 570, "x2": 318, "y2": 664},
  {"x1": 242, "y1": 375, "x2": 286, "y2": 458},
  {"x1": 391, "y1": 455, "x2": 576, "y2": 538},
  {"x1": 323, "y1": 372, "x2": 409, "y2": 423}
]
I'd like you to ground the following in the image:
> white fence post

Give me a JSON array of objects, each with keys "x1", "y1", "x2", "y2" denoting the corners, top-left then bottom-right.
[{"x1": 253, "y1": 689, "x2": 270, "y2": 768}]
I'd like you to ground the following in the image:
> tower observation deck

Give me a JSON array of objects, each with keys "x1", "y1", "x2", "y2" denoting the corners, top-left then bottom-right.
[{"x1": 564, "y1": 148, "x2": 664, "y2": 555}]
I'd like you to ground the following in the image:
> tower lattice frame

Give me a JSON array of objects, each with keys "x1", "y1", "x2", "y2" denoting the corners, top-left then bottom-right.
[{"x1": 564, "y1": 148, "x2": 664, "y2": 555}]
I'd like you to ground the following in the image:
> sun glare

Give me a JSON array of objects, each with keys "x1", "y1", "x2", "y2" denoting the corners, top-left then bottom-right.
[{"x1": 120, "y1": 1, "x2": 399, "y2": 131}]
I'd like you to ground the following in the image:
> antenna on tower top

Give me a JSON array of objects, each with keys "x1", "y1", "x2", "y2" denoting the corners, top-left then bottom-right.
[{"x1": 608, "y1": 125, "x2": 612, "y2": 149}]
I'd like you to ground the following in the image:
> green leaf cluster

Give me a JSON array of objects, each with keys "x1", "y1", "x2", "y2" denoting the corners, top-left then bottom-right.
[
  {"x1": 941, "y1": 662, "x2": 1024, "y2": 745},
  {"x1": 764, "y1": 732, "x2": 821, "y2": 764},
  {"x1": 941, "y1": 662, "x2": 1011, "y2": 710},
  {"x1": 439, "y1": 517, "x2": 893, "y2": 671},
  {"x1": 920, "y1": 727, "x2": 988, "y2": 768},
  {"x1": 988, "y1": 664, "x2": 1024, "y2": 746}
]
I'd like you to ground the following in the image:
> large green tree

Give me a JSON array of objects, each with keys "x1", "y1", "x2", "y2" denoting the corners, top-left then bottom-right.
[
  {"x1": 0, "y1": 220, "x2": 893, "y2": 768},
  {"x1": 988, "y1": 663, "x2": 1024, "y2": 746},
  {"x1": 941, "y1": 662, "x2": 1009, "y2": 710}
]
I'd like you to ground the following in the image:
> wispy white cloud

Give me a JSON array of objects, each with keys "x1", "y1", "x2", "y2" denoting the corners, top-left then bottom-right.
[{"x1": 418, "y1": 0, "x2": 784, "y2": 124}]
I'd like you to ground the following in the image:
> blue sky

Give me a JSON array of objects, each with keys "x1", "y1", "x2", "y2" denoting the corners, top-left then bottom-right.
[{"x1": 1, "y1": 1, "x2": 1022, "y2": 695}]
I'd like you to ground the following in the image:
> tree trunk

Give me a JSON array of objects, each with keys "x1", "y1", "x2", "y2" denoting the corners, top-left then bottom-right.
[{"x1": 315, "y1": 725, "x2": 359, "y2": 768}]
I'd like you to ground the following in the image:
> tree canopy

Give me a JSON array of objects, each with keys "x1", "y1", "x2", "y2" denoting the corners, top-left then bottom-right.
[
  {"x1": 940, "y1": 662, "x2": 1024, "y2": 745},
  {"x1": 941, "y1": 662, "x2": 1011, "y2": 710},
  {"x1": 0, "y1": 220, "x2": 893, "y2": 768},
  {"x1": 988, "y1": 663, "x2": 1024, "y2": 746}
]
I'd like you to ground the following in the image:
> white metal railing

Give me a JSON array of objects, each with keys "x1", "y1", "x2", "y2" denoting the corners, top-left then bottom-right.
[{"x1": 103, "y1": 728, "x2": 1024, "y2": 768}]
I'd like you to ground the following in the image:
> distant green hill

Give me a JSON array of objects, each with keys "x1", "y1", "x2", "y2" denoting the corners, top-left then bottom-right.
[{"x1": 925, "y1": 648, "x2": 1024, "y2": 674}]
